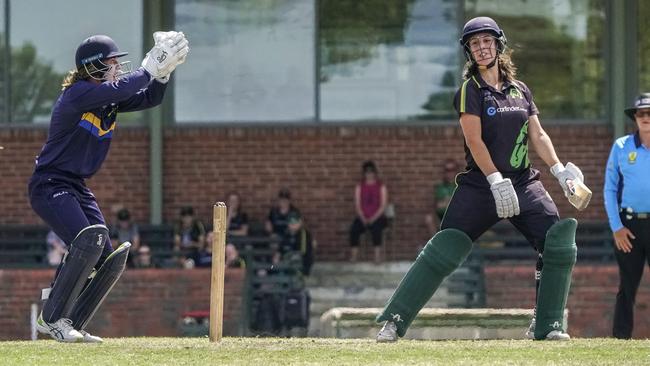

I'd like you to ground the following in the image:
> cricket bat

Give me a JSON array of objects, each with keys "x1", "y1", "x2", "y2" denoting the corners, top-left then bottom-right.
[{"x1": 566, "y1": 179, "x2": 592, "y2": 211}]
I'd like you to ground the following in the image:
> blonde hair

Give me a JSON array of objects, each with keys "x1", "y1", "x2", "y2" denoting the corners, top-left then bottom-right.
[
  {"x1": 462, "y1": 48, "x2": 517, "y2": 82},
  {"x1": 61, "y1": 64, "x2": 100, "y2": 90}
]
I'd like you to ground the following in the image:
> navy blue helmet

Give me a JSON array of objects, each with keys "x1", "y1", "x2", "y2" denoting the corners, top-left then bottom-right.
[
  {"x1": 459, "y1": 17, "x2": 507, "y2": 61},
  {"x1": 75, "y1": 35, "x2": 128, "y2": 70}
]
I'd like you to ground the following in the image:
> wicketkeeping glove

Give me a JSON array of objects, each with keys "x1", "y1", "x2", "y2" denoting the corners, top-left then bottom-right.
[
  {"x1": 487, "y1": 172, "x2": 520, "y2": 218},
  {"x1": 141, "y1": 31, "x2": 189, "y2": 79}
]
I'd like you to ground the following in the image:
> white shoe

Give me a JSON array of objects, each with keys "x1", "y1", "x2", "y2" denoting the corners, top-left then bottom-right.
[
  {"x1": 545, "y1": 330, "x2": 571, "y2": 341},
  {"x1": 36, "y1": 313, "x2": 83, "y2": 342},
  {"x1": 79, "y1": 330, "x2": 103, "y2": 343},
  {"x1": 376, "y1": 321, "x2": 398, "y2": 343},
  {"x1": 525, "y1": 318, "x2": 535, "y2": 339}
]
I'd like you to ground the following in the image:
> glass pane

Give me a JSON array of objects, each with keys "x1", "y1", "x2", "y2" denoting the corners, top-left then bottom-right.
[
  {"x1": 639, "y1": 0, "x2": 650, "y2": 92},
  {"x1": 319, "y1": 0, "x2": 459, "y2": 121},
  {"x1": 464, "y1": 0, "x2": 606, "y2": 120},
  {"x1": 0, "y1": 0, "x2": 6, "y2": 122},
  {"x1": 9, "y1": 0, "x2": 143, "y2": 124},
  {"x1": 175, "y1": 0, "x2": 315, "y2": 123}
]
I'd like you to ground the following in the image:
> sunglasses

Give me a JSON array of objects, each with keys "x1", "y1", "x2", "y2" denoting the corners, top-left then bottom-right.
[{"x1": 635, "y1": 110, "x2": 650, "y2": 118}]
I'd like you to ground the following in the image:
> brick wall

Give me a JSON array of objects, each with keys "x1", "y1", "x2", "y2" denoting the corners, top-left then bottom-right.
[
  {"x1": 0, "y1": 124, "x2": 613, "y2": 260},
  {"x1": 0, "y1": 268, "x2": 244, "y2": 340},
  {"x1": 485, "y1": 264, "x2": 650, "y2": 338}
]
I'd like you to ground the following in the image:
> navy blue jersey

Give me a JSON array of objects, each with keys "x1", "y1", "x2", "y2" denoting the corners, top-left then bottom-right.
[
  {"x1": 34, "y1": 68, "x2": 167, "y2": 178},
  {"x1": 453, "y1": 75, "x2": 538, "y2": 175}
]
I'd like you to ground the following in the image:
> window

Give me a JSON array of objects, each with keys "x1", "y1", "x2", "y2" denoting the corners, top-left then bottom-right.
[
  {"x1": 639, "y1": 0, "x2": 650, "y2": 93},
  {"x1": 464, "y1": 0, "x2": 606, "y2": 120},
  {"x1": 319, "y1": 0, "x2": 459, "y2": 121},
  {"x1": 5, "y1": 0, "x2": 143, "y2": 124},
  {"x1": 174, "y1": 0, "x2": 316, "y2": 123}
]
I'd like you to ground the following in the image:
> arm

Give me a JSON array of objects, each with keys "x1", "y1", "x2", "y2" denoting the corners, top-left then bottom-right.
[
  {"x1": 70, "y1": 68, "x2": 152, "y2": 111},
  {"x1": 117, "y1": 79, "x2": 168, "y2": 112},
  {"x1": 527, "y1": 115, "x2": 561, "y2": 168},
  {"x1": 354, "y1": 184, "x2": 366, "y2": 223},
  {"x1": 604, "y1": 142, "x2": 623, "y2": 232},
  {"x1": 459, "y1": 113, "x2": 498, "y2": 176}
]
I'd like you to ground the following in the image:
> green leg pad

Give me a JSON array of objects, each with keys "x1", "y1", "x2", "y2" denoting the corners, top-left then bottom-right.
[
  {"x1": 534, "y1": 218, "x2": 577, "y2": 340},
  {"x1": 376, "y1": 229, "x2": 472, "y2": 337}
]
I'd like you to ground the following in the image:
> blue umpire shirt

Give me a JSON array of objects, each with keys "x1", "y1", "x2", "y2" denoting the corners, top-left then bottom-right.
[{"x1": 604, "y1": 132, "x2": 650, "y2": 232}]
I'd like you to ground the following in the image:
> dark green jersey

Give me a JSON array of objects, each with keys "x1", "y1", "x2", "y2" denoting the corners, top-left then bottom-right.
[{"x1": 453, "y1": 75, "x2": 538, "y2": 175}]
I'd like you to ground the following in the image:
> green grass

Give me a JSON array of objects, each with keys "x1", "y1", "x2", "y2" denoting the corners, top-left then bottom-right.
[{"x1": 1, "y1": 337, "x2": 649, "y2": 366}]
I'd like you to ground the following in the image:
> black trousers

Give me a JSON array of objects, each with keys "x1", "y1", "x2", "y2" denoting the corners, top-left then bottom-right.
[
  {"x1": 613, "y1": 214, "x2": 650, "y2": 339},
  {"x1": 349, "y1": 215, "x2": 388, "y2": 247}
]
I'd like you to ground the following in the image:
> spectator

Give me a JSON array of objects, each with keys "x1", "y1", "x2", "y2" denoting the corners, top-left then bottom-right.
[
  {"x1": 134, "y1": 245, "x2": 153, "y2": 268},
  {"x1": 265, "y1": 188, "x2": 301, "y2": 238},
  {"x1": 604, "y1": 93, "x2": 650, "y2": 339},
  {"x1": 173, "y1": 206, "x2": 206, "y2": 268},
  {"x1": 226, "y1": 192, "x2": 249, "y2": 237},
  {"x1": 349, "y1": 160, "x2": 389, "y2": 263},
  {"x1": 195, "y1": 232, "x2": 245, "y2": 269},
  {"x1": 425, "y1": 159, "x2": 459, "y2": 236},
  {"x1": 46, "y1": 230, "x2": 67, "y2": 267},
  {"x1": 109, "y1": 208, "x2": 145, "y2": 268},
  {"x1": 275, "y1": 212, "x2": 315, "y2": 276}
]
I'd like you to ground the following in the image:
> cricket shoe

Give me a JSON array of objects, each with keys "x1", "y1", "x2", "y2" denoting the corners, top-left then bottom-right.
[
  {"x1": 545, "y1": 330, "x2": 571, "y2": 341},
  {"x1": 36, "y1": 313, "x2": 83, "y2": 342},
  {"x1": 79, "y1": 330, "x2": 103, "y2": 343},
  {"x1": 525, "y1": 317, "x2": 535, "y2": 340},
  {"x1": 376, "y1": 321, "x2": 398, "y2": 342}
]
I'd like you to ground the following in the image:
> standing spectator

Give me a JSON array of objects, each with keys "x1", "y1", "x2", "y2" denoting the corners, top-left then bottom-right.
[
  {"x1": 265, "y1": 188, "x2": 301, "y2": 238},
  {"x1": 349, "y1": 160, "x2": 389, "y2": 263},
  {"x1": 425, "y1": 159, "x2": 460, "y2": 236},
  {"x1": 604, "y1": 93, "x2": 650, "y2": 339},
  {"x1": 46, "y1": 230, "x2": 67, "y2": 267},
  {"x1": 173, "y1": 206, "x2": 206, "y2": 268},
  {"x1": 109, "y1": 208, "x2": 144, "y2": 268},
  {"x1": 226, "y1": 192, "x2": 249, "y2": 237}
]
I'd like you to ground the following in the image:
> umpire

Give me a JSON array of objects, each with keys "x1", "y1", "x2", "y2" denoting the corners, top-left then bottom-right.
[{"x1": 604, "y1": 93, "x2": 650, "y2": 339}]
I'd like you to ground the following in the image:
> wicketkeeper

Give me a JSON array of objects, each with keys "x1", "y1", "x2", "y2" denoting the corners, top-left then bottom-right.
[
  {"x1": 28, "y1": 31, "x2": 189, "y2": 342},
  {"x1": 376, "y1": 16, "x2": 592, "y2": 342}
]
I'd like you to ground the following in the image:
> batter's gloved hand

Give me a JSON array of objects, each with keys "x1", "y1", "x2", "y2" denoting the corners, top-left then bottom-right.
[
  {"x1": 550, "y1": 162, "x2": 583, "y2": 197},
  {"x1": 141, "y1": 31, "x2": 189, "y2": 80},
  {"x1": 487, "y1": 172, "x2": 520, "y2": 218}
]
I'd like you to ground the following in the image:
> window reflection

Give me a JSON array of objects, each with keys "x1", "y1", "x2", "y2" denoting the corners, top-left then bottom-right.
[
  {"x1": 174, "y1": 0, "x2": 315, "y2": 123},
  {"x1": 464, "y1": 0, "x2": 606, "y2": 120},
  {"x1": 639, "y1": 0, "x2": 650, "y2": 92},
  {"x1": 319, "y1": 0, "x2": 458, "y2": 121},
  {"x1": 6, "y1": 0, "x2": 143, "y2": 123}
]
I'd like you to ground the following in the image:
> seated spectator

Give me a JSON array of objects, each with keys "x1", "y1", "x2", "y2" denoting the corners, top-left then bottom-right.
[
  {"x1": 265, "y1": 188, "x2": 301, "y2": 239},
  {"x1": 425, "y1": 159, "x2": 459, "y2": 236},
  {"x1": 349, "y1": 160, "x2": 389, "y2": 264},
  {"x1": 45, "y1": 230, "x2": 67, "y2": 266},
  {"x1": 173, "y1": 206, "x2": 206, "y2": 268},
  {"x1": 226, "y1": 192, "x2": 249, "y2": 237},
  {"x1": 275, "y1": 213, "x2": 315, "y2": 276},
  {"x1": 110, "y1": 208, "x2": 145, "y2": 268},
  {"x1": 134, "y1": 245, "x2": 153, "y2": 268},
  {"x1": 195, "y1": 232, "x2": 245, "y2": 269}
]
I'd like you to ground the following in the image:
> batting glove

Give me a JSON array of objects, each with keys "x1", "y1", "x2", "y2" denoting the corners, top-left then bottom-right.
[{"x1": 487, "y1": 172, "x2": 520, "y2": 218}]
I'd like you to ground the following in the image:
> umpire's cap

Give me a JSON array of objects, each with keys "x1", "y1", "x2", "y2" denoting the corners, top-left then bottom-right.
[
  {"x1": 75, "y1": 35, "x2": 128, "y2": 69},
  {"x1": 624, "y1": 93, "x2": 650, "y2": 120}
]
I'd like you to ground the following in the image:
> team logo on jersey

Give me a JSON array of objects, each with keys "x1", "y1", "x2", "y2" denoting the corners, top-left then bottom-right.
[
  {"x1": 509, "y1": 87, "x2": 524, "y2": 99},
  {"x1": 509, "y1": 120, "x2": 530, "y2": 169},
  {"x1": 628, "y1": 151, "x2": 637, "y2": 164}
]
